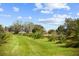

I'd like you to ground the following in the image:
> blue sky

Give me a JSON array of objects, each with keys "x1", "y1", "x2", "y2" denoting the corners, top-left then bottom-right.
[{"x1": 0, "y1": 3, "x2": 79, "y2": 31}]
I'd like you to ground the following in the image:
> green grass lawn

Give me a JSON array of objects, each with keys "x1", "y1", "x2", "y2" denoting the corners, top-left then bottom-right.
[{"x1": 0, "y1": 35, "x2": 79, "y2": 56}]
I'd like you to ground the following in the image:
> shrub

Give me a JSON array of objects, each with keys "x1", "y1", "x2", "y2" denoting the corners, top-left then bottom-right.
[
  {"x1": 22, "y1": 33, "x2": 27, "y2": 36},
  {"x1": 48, "y1": 36, "x2": 54, "y2": 42},
  {"x1": 32, "y1": 32, "x2": 43, "y2": 39},
  {"x1": 65, "y1": 40, "x2": 79, "y2": 48},
  {"x1": 3, "y1": 32, "x2": 12, "y2": 40},
  {"x1": 23, "y1": 33, "x2": 33, "y2": 37},
  {"x1": 48, "y1": 34, "x2": 57, "y2": 42},
  {"x1": 0, "y1": 32, "x2": 12, "y2": 45},
  {"x1": 55, "y1": 40, "x2": 62, "y2": 44},
  {"x1": 56, "y1": 34, "x2": 66, "y2": 43},
  {"x1": 0, "y1": 33, "x2": 5, "y2": 45},
  {"x1": 22, "y1": 32, "x2": 43, "y2": 39},
  {"x1": 26, "y1": 33, "x2": 33, "y2": 37}
]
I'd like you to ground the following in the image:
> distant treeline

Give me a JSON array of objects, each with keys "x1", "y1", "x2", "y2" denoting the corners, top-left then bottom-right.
[{"x1": 0, "y1": 18, "x2": 79, "y2": 47}]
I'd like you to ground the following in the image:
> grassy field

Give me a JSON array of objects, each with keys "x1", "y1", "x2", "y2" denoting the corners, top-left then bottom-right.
[{"x1": 0, "y1": 35, "x2": 79, "y2": 56}]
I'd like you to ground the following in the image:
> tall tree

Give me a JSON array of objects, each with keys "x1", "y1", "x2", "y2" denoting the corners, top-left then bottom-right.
[
  {"x1": 56, "y1": 25, "x2": 66, "y2": 43},
  {"x1": 48, "y1": 29, "x2": 55, "y2": 34},
  {"x1": 32, "y1": 24, "x2": 45, "y2": 39},
  {"x1": 23, "y1": 22, "x2": 34, "y2": 33},
  {"x1": 0, "y1": 25, "x2": 5, "y2": 45},
  {"x1": 57, "y1": 18, "x2": 79, "y2": 47},
  {"x1": 11, "y1": 20, "x2": 22, "y2": 34},
  {"x1": 65, "y1": 18, "x2": 77, "y2": 40},
  {"x1": 32, "y1": 24, "x2": 45, "y2": 33}
]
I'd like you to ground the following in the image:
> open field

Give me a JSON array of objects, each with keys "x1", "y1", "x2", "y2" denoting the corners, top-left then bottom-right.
[
  {"x1": 0, "y1": 35, "x2": 79, "y2": 56},
  {"x1": 0, "y1": 3, "x2": 79, "y2": 56}
]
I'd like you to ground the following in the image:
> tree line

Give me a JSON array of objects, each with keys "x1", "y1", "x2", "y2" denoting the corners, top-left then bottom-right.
[
  {"x1": 0, "y1": 18, "x2": 79, "y2": 47},
  {"x1": 56, "y1": 18, "x2": 79, "y2": 47}
]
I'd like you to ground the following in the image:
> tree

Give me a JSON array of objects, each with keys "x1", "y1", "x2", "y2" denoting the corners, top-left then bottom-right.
[
  {"x1": 4, "y1": 26, "x2": 8, "y2": 32},
  {"x1": 0, "y1": 25, "x2": 13, "y2": 45},
  {"x1": 0, "y1": 25, "x2": 5, "y2": 45},
  {"x1": 56, "y1": 25, "x2": 66, "y2": 43},
  {"x1": 48, "y1": 29, "x2": 54, "y2": 34},
  {"x1": 23, "y1": 22, "x2": 34, "y2": 33},
  {"x1": 56, "y1": 18, "x2": 79, "y2": 47},
  {"x1": 47, "y1": 29, "x2": 57, "y2": 42},
  {"x1": 32, "y1": 24, "x2": 45, "y2": 39},
  {"x1": 32, "y1": 24, "x2": 44, "y2": 33},
  {"x1": 65, "y1": 18, "x2": 77, "y2": 38},
  {"x1": 11, "y1": 20, "x2": 22, "y2": 34},
  {"x1": 0, "y1": 25, "x2": 4, "y2": 32},
  {"x1": 8, "y1": 25, "x2": 15, "y2": 32},
  {"x1": 76, "y1": 19, "x2": 79, "y2": 40}
]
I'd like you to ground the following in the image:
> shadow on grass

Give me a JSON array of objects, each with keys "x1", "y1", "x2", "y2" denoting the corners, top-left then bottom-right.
[
  {"x1": 56, "y1": 43, "x2": 79, "y2": 56},
  {"x1": 57, "y1": 44, "x2": 79, "y2": 48}
]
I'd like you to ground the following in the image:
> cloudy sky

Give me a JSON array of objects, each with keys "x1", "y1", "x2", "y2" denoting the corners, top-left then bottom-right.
[{"x1": 0, "y1": 3, "x2": 79, "y2": 30}]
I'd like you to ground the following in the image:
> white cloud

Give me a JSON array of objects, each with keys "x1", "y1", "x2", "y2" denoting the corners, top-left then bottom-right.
[
  {"x1": 38, "y1": 14, "x2": 71, "y2": 25},
  {"x1": 41, "y1": 10, "x2": 53, "y2": 14},
  {"x1": 17, "y1": 16, "x2": 32, "y2": 21},
  {"x1": 34, "y1": 3, "x2": 70, "y2": 14},
  {"x1": 34, "y1": 3, "x2": 43, "y2": 10},
  {"x1": 13, "y1": 7, "x2": 20, "y2": 12},
  {"x1": 0, "y1": 14, "x2": 11, "y2": 17},
  {"x1": 17, "y1": 16, "x2": 23, "y2": 19},
  {"x1": 0, "y1": 7, "x2": 4, "y2": 12},
  {"x1": 28, "y1": 16, "x2": 32, "y2": 19},
  {"x1": 77, "y1": 13, "x2": 79, "y2": 16},
  {"x1": 4, "y1": 14, "x2": 11, "y2": 17},
  {"x1": 45, "y1": 3, "x2": 70, "y2": 10}
]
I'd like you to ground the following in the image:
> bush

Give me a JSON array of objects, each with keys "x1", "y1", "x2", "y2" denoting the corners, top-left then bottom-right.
[
  {"x1": 56, "y1": 34, "x2": 66, "y2": 43},
  {"x1": 48, "y1": 36, "x2": 54, "y2": 42},
  {"x1": 0, "y1": 33, "x2": 5, "y2": 45},
  {"x1": 48, "y1": 34, "x2": 57, "y2": 42},
  {"x1": 24, "y1": 33, "x2": 33, "y2": 37},
  {"x1": 0, "y1": 32, "x2": 13, "y2": 45},
  {"x1": 22, "y1": 32, "x2": 43, "y2": 39},
  {"x1": 32, "y1": 32, "x2": 43, "y2": 39},
  {"x1": 55, "y1": 40, "x2": 62, "y2": 44},
  {"x1": 65, "y1": 40, "x2": 79, "y2": 48},
  {"x1": 3, "y1": 32, "x2": 12, "y2": 40}
]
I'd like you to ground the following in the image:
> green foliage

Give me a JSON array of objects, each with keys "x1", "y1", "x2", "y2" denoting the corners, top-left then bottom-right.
[
  {"x1": 1, "y1": 35, "x2": 79, "y2": 56},
  {"x1": 64, "y1": 18, "x2": 79, "y2": 47},
  {"x1": 48, "y1": 29, "x2": 54, "y2": 34},
  {"x1": 23, "y1": 22, "x2": 34, "y2": 33},
  {"x1": 57, "y1": 34, "x2": 66, "y2": 43},
  {"x1": 66, "y1": 40, "x2": 79, "y2": 48},
  {"x1": 0, "y1": 25, "x2": 5, "y2": 45},
  {"x1": 32, "y1": 24, "x2": 44, "y2": 33},
  {"x1": 48, "y1": 36, "x2": 54, "y2": 42},
  {"x1": 0, "y1": 25, "x2": 12, "y2": 45},
  {"x1": 48, "y1": 33, "x2": 57, "y2": 42},
  {"x1": 56, "y1": 18, "x2": 79, "y2": 47},
  {"x1": 24, "y1": 33, "x2": 33, "y2": 37},
  {"x1": 10, "y1": 20, "x2": 22, "y2": 34},
  {"x1": 56, "y1": 25, "x2": 66, "y2": 43},
  {"x1": 19, "y1": 31, "x2": 43, "y2": 39},
  {"x1": 3, "y1": 32, "x2": 13, "y2": 40},
  {"x1": 0, "y1": 25, "x2": 4, "y2": 32},
  {"x1": 56, "y1": 25, "x2": 65, "y2": 34},
  {"x1": 31, "y1": 24, "x2": 45, "y2": 39},
  {"x1": 0, "y1": 33, "x2": 5, "y2": 44},
  {"x1": 24, "y1": 33, "x2": 44, "y2": 39},
  {"x1": 0, "y1": 32, "x2": 13, "y2": 45},
  {"x1": 32, "y1": 32, "x2": 43, "y2": 39}
]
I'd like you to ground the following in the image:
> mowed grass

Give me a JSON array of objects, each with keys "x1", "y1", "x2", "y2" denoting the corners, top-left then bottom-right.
[{"x1": 0, "y1": 35, "x2": 79, "y2": 56}]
